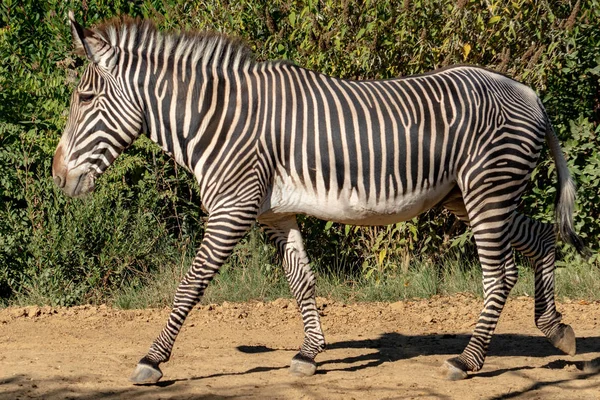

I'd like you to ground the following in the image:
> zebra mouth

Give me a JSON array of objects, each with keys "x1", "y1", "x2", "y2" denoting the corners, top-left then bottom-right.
[{"x1": 64, "y1": 170, "x2": 96, "y2": 198}]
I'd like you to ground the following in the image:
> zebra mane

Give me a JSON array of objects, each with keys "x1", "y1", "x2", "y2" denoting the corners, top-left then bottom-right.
[{"x1": 90, "y1": 16, "x2": 255, "y2": 69}]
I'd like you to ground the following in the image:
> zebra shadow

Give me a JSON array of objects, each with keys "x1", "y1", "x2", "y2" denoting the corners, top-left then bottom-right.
[
  {"x1": 153, "y1": 334, "x2": 600, "y2": 387},
  {"x1": 237, "y1": 332, "x2": 600, "y2": 377}
]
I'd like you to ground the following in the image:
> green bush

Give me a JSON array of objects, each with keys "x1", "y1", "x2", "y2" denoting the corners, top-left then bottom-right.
[
  {"x1": 0, "y1": 0, "x2": 205, "y2": 304},
  {"x1": 0, "y1": 0, "x2": 598, "y2": 304}
]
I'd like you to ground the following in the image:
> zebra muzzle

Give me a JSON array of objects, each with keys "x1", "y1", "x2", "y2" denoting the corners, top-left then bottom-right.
[{"x1": 52, "y1": 144, "x2": 67, "y2": 189}]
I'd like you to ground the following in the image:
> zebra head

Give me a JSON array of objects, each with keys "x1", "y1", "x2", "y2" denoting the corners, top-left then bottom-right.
[{"x1": 52, "y1": 11, "x2": 144, "y2": 197}]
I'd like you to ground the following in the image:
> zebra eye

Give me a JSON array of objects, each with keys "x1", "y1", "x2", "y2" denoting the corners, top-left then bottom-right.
[{"x1": 79, "y1": 92, "x2": 95, "y2": 103}]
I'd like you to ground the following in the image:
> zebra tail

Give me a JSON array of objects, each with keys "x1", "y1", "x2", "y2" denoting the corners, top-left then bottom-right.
[{"x1": 544, "y1": 115, "x2": 590, "y2": 257}]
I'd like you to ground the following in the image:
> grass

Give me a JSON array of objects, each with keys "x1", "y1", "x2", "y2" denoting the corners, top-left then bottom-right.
[
  {"x1": 112, "y1": 229, "x2": 291, "y2": 309},
  {"x1": 555, "y1": 260, "x2": 600, "y2": 300},
  {"x1": 8, "y1": 226, "x2": 599, "y2": 309},
  {"x1": 110, "y1": 246, "x2": 600, "y2": 309}
]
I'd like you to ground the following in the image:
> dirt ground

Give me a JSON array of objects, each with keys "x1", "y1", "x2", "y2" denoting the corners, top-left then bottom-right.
[{"x1": 1, "y1": 294, "x2": 599, "y2": 400}]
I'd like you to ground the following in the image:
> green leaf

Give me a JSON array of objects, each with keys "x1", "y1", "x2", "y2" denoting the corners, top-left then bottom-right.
[
  {"x1": 488, "y1": 15, "x2": 501, "y2": 24},
  {"x1": 356, "y1": 28, "x2": 366, "y2": 40}
]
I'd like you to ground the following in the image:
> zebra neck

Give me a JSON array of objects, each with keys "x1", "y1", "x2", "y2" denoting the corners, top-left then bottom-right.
[{"x1": 140, "y1": 62, "x2": 256, "y2": 177}]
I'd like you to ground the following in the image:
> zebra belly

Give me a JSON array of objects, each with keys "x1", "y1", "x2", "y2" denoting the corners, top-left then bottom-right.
[{"x1": 259, "y1": 178, "x2": 456, "y2": 225}]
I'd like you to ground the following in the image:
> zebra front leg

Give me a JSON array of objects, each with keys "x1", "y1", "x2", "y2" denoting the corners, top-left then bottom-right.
[
  {"x1": 260, "y1": 215, "x2": 325, "y2": 377},
  {"x1": 510, "y1": 213, "x2": 576, "y2": 355},
  {"x1": 130, "y1": 213, "x2": 253, "y2": 384}
]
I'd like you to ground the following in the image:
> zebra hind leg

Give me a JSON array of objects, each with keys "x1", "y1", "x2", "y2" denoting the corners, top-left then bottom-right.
[
  {"x1": 442, "y1": 243, "x2": 519, "y2": 380},
  {"x1": 510, "y1": 212, "x2": 576, "y2": 356},
  {"x1": 260, "y1": 215, "x2": 326, "y2": 377},
  {"x1": 441, "y1": 199, "x2": 521, "y2": 380},
  {"x1": 130, "y1": 213, "x2": 253, "y2": 384}
]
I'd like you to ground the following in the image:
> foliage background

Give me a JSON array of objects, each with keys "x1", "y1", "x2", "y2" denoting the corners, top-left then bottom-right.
[{"x1": 0, "y1": 0, "x2": 598, "y2": 305}]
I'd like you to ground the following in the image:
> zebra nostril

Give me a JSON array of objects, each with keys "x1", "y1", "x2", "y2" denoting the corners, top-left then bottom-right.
[{"x1": 53, "y1": 174, "x2": 65, "y2": 188}]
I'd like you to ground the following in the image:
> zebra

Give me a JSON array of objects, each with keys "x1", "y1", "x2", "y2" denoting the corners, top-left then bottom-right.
[{"x1": 52, "y1": 12, "x2": 587, "y2": 383}]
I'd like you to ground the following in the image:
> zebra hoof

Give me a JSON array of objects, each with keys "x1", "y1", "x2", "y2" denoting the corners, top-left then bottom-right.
[
  {"x1": 548, "y1": 323, "x2": 576, "y2": 356},
  {"x1": 290, "y1": 353, "x2": 317, "y2": 377},
  {"x1": 583, "y1": 358, "x2": 600, "y2": 373},
  {"x1": 130, "y1": 362, "x2": 163, "y2": 384},
  {"x1": 441, "y1": 358, "x2": 469, "y2": 381}
]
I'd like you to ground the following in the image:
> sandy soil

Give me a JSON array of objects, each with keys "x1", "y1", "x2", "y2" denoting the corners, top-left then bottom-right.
[{"x1": 1, "y1": 294, "x2": 599, "y2": 399}]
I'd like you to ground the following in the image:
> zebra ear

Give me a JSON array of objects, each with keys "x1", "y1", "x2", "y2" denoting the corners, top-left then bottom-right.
[{"x1": 68, "y1": 10, "x2": 116, "y2": 69}]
